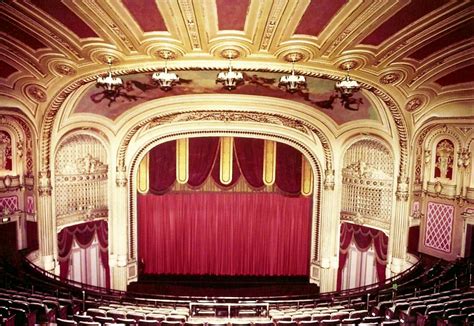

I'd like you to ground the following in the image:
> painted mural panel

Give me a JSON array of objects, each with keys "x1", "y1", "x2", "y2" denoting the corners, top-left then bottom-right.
[{"x1": 74, "y1": 71, "x2": 379, "y2": 124}]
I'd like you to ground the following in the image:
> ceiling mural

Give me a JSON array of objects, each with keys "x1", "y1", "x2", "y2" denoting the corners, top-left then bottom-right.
[
  {"x1": 0, "y1": 0, "x2": 472, "y2": 123},
  {"x1": 74, "y1": 71, "x2": 377, "y2": 124}
]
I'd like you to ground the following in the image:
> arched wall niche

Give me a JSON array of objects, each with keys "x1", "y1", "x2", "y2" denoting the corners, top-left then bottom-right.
[
  {"x1": 52, "y1": 129, "x2": 110, "y2": 242},
  {"x1": 339, "y1": 136, "x2": 395, "y2": 231}
]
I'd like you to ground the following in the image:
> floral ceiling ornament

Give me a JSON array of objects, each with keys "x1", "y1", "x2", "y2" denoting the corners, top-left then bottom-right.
[
  {"x1": 26, "y1": 84, "x2": 47, "y2": 102},
  {"x1": 380, "y1": 72, "x2": 401, "y2": 84},
  {"x1": 405, "y1": 97, "x2": 424, "y2": 112}
]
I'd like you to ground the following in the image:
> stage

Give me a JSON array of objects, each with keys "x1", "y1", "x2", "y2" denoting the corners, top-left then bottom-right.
[{"x1": 127, "y1": 275, "x2": 320, "y2": 299}]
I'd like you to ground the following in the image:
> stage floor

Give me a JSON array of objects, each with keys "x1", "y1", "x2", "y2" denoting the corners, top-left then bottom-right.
[{"x1": 127, "y1": 275, "x2": 319, "y2": 298}]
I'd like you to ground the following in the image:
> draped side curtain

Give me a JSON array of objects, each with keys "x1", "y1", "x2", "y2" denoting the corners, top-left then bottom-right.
[
  {"x1": 57, "y1": 220, "x2": 109, "y2": 287},
  {"x1": 337, "y1": 222, "x2": 388, "y2": 290},
  {"x1": 138, "y1": 192, "x2": 312, "y2": 276}
]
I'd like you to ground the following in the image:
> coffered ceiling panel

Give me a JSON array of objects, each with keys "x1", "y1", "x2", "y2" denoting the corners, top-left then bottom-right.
[{"x1": 0, "y1": 0, "x2": 472, "y2": 121}]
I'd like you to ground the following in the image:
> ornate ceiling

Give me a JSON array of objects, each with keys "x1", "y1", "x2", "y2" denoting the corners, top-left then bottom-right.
[{"x1": 0, "y1": 0, "x2": 473, "y2": 126}]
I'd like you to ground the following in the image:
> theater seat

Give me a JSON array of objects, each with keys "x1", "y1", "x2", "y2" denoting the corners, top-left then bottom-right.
[
  {"x1": 340, "y1": 317, "x2": 361, "y2": 326},
  {"x1": 138, "y1": 319, "x2": 160, "y2": 326},
  {"x1": 57, "y1": 317, "x2": 78, "y2": 326}
]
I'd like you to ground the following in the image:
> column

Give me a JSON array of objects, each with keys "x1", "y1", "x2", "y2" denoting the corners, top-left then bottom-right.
[
  {"x1": 318, "y1": 169, "x2": 339, "y2": 292},
  {"x1": 110, "y1": 165, "x2": 128, "y2": 291},
  {"x1": 37, "y1": 170, "x2": 55, "y2": 271},
  {"x1": 389, "y1": 176, "x2": 410, "y2": 274}
]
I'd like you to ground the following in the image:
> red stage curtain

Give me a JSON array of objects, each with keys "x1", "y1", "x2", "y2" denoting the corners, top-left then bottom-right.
[
  {"x1": 337, "y1": 222, "x2": 388, "y2": 290},
  {"x1": 149, "y1": 140, "x2": 176, "y2": 194},
  {"x1": 234, "y1": 138, "x2": 265, "y2": 189},
  {"x1": 188, "y1": 137, "x2": 219, "y2": 187},
  {"x1": 57, "y1": 220, "x2": 109, "y2": 287},
  {"x1": 138, "y1": 192, "x2": 312, "y2": 276},
  {"x1": 276, "y1": 142, "x2": 302, "y2": 196}
]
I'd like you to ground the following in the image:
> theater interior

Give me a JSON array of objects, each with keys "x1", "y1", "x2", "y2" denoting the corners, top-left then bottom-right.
[{"x1": 0, "y1": 1, "x2": 473, "y2": 325}]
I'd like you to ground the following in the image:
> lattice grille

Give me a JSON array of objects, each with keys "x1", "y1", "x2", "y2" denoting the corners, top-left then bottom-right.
[
  {"x1": 0, "y1": 196, "x2": 18, "y2": 212},
  {"x1": 341, "y1": 139, "x2": 393, "y2": 222},
  {"x1": 55, "y1": 135, "x2": 108, "y2": 217},
  {"x1": 425, "y1": 202, "x2": 453, "y2": 253}
]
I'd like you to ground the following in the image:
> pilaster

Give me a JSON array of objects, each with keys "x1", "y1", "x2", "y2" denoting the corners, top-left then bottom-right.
[
  {"x1": 110, "y1": 165, "x2": 129, "y2": 291},
  {"x1": 389, "y1": 176, "x2": 410, "y2": 274},
  {"x1": 318, "y1": 169, "x2": 338, "y2": 292},
  {"x1": 37, "y1": 170, "x2": 55, "y2": 271}
]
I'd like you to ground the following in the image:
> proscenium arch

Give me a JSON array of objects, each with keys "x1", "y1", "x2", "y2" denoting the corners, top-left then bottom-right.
[
  {"x1": 126, "y1": 128, "x2": 324, "y2": 272},
  {"x1": 38, "y1": 64, "x2": 409, "y2": 180}
]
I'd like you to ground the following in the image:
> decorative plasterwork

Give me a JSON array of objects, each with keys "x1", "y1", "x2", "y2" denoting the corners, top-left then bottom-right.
[
  {"x1": 25, "y1": 84, "x2": 47, "y2": 103},
  {"x1": 53, "y1": 63, "x2": 77, "y2": 76},
  {"x1": 38, "y1": 65, "x2": 407, "y2": 181},
  {"x1": 405, "y1": 97, "x2": 424, "y2": 112},
  {"x1": 177, "y1": 0, "x2": 201, "y2": 50},
  {"x1": 260, "y1": 0, "x2": 287, "y2": 51}
]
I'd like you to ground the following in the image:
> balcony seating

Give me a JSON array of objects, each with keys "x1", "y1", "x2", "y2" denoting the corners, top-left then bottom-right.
[
  {"x1": 298, "y1": 320, "x2": 318, "y2": 326},
  {"x1": 145, "y1": 313, "x2": 166, "y2": 321}
]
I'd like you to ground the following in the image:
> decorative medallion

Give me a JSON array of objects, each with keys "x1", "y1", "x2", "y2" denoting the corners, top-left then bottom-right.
[
  {"x1": 405, "y1": 97, "x2": 424, "y2": 112},
  {"x1": 338, "y1": 60, "x2": 359, "y2": 71},
  {"x1": 54, "y1": 63, "x2": 77, "y2": 76},
  {"x1": 25, "y1": 84, "x2": 47, "y2": 102},
  {"x1": 380, "y1": 72, "x2": 401, "y2": 84},
  {"x1": 156, "y1": 49, "x2": 178, "y2": 60},
  {"x1": 283, "y1": 52, "x2": 304, "y2": 63},
  {"x1": 220, "y1": 49, "x2": 240, "y2": 59}
]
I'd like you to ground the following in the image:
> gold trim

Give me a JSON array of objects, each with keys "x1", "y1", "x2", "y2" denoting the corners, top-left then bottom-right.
[
  {"x1": 301, "y1": 157, "x2": 313, "y2": 196},
  {"x1": 219, "y1": 137, "x2": 233, "y2": 185},
  {"x1": 176, "y1": 138, "x2": 189, "y2": 184},
  {"x1": 137, "y1": 152, "x2": 149, "y2": 194},
  {"x1": 263, "y1": 140, "x2": 276, "y2": 186}
]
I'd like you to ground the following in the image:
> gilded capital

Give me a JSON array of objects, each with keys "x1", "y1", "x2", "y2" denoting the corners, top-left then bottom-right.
[
  {"x1": 38, "y1": 170, "x2": 52, "y2": 197},
  {"x1": 116, "y1": 165, "x2": 128, "y2": 187},
  {"x1": 323, "y1": 169, "x2": 335, "y2": 190},
  {"x1": 396, "y1": 176, "x2": 409, "y2": 201}
]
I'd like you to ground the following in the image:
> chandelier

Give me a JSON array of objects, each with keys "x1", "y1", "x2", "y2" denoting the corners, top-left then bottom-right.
[
  {"x1": 96, "y1": 58, "x2": 122, "y2": 94},
  {"x1": 152, "y1": 51, "x2": 179, "y2": 91},
  {"x1": 216, "y1": 50, "x2": 243, "y2": 90},
  {"x1": 335, "y1": 70, "x2": 360, "y2": 95},
  {"x1": 279, "y1": 58, "x2": 306, "y2": 93}
]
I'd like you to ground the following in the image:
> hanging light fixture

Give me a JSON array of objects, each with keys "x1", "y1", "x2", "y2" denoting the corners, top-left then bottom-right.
[
  {"x1": 152, "y1": 50, "x2": 179, "y2": 91},
  {"x1": 96, "y1": 57, "x2": 123, "y2": 94},
  {"x1": 216, "y1": 49, "x2": 243, "y2": 90},
  {"x1": 335, "y1": 69, "x2": 360, "y2": 96},
  {"x1": 279, "y1": 54, "x2": 306, "y2": 93}
]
